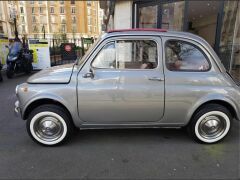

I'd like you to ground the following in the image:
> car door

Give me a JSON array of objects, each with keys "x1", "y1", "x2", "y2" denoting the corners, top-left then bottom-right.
[
  {"x1": 77, "y1": 41, "x2": 121, "y2": 123},
  {"x1": 115, "y1": 37, "x2": 165, "y2": 123},
  {"x1": 77, "y1": 36, "x2": 165, "y2": 124}
]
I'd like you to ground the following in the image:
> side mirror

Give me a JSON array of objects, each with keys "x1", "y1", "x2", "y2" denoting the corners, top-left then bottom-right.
[{"x1": 83, "y1": 67, "x2": 94, "y2": 79}]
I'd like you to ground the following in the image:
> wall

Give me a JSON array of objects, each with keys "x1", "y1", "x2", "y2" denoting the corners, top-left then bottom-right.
[{"x1": 114, "y1": 1, "x2": 132, "y2": 29}]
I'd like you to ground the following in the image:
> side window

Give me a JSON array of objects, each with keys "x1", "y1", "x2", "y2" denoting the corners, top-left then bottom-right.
[
  {"x1": 165, "y1": 40, "x2": 210, "y2": 71},
  {"x1": 92, "y1": 42, "x2": 116, "y2": 68},
  {"x1": 116, "y1": 40, "x2": 158, "y2": 69}
]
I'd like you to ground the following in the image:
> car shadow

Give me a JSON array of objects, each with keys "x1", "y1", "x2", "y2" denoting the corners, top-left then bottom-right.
[{"x1": 68, "y1": 128, "x2": 191, "y2": 146}]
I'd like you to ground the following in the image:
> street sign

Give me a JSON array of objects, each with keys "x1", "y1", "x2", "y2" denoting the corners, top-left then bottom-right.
[
  {"x1": 60, "y1": 43, "x2": 77, "y2": 61},
  {"x1": 83, "y1": 38, "x2": 93, "y2": 44}
]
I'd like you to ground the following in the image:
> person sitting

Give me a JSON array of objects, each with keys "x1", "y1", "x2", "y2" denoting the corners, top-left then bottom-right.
[{"x1": 140, "y1": 62, "x2": 154, "y2": 69}]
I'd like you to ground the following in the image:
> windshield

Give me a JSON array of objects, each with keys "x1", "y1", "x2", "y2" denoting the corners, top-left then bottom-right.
[
  {"x1": 77, "y1": 36, "x2": 102, "y2": 66},
  {"x1": 9, "y1": 42, "x2": 22, "y2": 56}
]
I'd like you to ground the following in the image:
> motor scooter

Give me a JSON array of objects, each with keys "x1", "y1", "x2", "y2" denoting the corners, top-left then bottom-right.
[{"x1": 6, "y1": 41, "x2": 33, "y2": 79}]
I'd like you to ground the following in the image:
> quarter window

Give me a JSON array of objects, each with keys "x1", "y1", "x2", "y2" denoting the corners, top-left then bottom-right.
[
  {"x1": 92, "y1": 42, "x2": 116, "y2": 69},
  {"x1": 165, "y1": 40, "x2": 210, "y2": 71}
]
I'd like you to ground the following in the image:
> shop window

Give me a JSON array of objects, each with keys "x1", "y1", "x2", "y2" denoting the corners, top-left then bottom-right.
[
  {"x1": 165, "y1": 40, "x2": 210, "y2": 71},
  {"x1": 139, "y1": 5, "x2": 158, "y2": 28}
]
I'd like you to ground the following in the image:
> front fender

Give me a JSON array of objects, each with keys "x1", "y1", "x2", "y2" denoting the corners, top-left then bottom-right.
[{"x1": 22, "y1": 93, "x2": 68, "y2": 117}]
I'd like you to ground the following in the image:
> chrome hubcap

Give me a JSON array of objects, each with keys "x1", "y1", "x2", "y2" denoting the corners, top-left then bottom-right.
[
  {"x1": 34, "y1": 116, "x2": 63, "y2": 142},
  {"x1": 198, "y1": 115, "x2": 226, "y2": 140}
]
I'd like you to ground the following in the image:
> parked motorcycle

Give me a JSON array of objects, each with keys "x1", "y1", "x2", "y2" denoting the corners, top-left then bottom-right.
[{"x1": 6, "y1": 41, "x2": 33, "y2": 79}]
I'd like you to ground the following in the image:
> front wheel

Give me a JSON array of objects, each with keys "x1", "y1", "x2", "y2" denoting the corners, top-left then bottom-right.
[
  {"x1": 188, "y1": 104, "x2": 232, "y2": 144},
  {"x1": 6, "y1": 65, "x2": 14, "y2": 79},
  {"x1": 27, "y1": 104, "x2": 75, "y2": 146},
  {"x1": 25, "y1": 63, "x2": 33, "y2": 74}
]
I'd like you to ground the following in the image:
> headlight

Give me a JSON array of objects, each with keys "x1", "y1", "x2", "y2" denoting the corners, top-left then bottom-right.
[
  {"x1": 12, "y1": 56, "x2": 17, "y2": 61},
  {"x1": 15, "y1": 85, "x2": 19, "y2": 95}
]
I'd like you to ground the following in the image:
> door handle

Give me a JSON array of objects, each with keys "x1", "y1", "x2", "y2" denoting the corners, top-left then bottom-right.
[{"x1": 148, "y1": 77, "x2": 164, "y2": 81}]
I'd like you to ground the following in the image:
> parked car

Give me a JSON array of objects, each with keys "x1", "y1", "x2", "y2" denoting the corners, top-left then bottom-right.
[{"x1": 15, "y1": 29, "x2": 240, "y2": 146}]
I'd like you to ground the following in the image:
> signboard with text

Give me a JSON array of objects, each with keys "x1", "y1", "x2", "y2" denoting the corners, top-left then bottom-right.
[{"x1": 28, "y1": 39, "x2": 51, "y2": 70}]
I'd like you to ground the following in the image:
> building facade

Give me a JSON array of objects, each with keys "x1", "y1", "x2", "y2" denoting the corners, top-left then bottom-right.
[
  {"x1": 100, "y1": 0, "x2": 240, "y2": 81},
  {"x1": 0, "y1": 1, "x2": 19, "y2": 39},
  {"x1": 17, "y1": 0, "x2": 100, "y2": 39}
]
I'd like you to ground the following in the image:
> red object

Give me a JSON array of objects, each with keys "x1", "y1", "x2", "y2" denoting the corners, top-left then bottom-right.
[
  {"x1": 108, "y1": 28, "x2": 167, "y2": 33},
  {"x1": 65, "y1": 45, "x2": 72, "y2": 52}
]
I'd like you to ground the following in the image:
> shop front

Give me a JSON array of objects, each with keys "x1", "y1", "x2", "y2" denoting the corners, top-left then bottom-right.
[{"x1": 132, "y1": 0, "x2": 239, "y2": 81}]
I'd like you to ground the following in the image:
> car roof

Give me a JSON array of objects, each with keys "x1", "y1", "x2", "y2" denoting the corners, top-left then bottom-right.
[{"x1": 103, "y1": 28, "x2": 206, "y2": 44}]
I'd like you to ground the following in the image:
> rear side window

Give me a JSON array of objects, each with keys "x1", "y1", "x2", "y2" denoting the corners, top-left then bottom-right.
[{"x1": 165, "y1": 40, "x2": 210, "y2": 71}]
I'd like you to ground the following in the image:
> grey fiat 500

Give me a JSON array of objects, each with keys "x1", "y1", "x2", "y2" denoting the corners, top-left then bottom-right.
[{"x1": 15, "y1": 29, "x2": 240, "y2": 146}]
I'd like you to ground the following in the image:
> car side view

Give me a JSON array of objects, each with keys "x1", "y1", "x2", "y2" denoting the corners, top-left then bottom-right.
[{"x1": 15, "y1": 29, "x2": 240, "y2": 146}]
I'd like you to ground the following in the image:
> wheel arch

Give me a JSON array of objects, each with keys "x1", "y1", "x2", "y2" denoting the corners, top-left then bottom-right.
[
  {"x1": 23, "y1": 98, "x2": 75, "y2": 126},
  {"x1": 186, "y1": 98, "x2": 239, "y2": 126}
]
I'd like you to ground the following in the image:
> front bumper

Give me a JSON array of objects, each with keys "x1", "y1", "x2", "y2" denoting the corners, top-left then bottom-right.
[{"x1": 14, "y1": 101, "x2": 21, "y2": 117}]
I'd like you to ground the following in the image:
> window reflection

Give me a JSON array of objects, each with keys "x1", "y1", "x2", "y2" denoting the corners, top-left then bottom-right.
[
  {"x1": 139, "y1": 5, "x2": 158, "y2": 28},
  {"x1": 165, "y1": 40, "x2": 210, "y2": 71}
]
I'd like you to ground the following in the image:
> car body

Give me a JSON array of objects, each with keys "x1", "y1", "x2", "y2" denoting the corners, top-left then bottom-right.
[{"x1": 15, "y1": 29, "x2": 240, "y2": 146}]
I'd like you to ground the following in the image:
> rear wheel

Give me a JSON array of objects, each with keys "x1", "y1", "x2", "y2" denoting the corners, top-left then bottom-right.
[
  {"x1": 188, "y1": 104, "x2": 232, "y2": 144},
  {"x1": 27, "y1": 104, "x2": 75, "y2": 146}
]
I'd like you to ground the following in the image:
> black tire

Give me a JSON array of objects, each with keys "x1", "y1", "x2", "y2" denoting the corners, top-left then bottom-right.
[
  {"x1": 26, "y1": 104, "x2": 75, "y2": 146},
  {"x1": 187, "y1": 103, "x2": 232, "y2": 144},
  {"x1": 0, "y1": 74, "x2": 3, "y2": 82},
  {"x1": 6, "y1": 68, "x2": 14, "y2": 79},
  {"x1": 25, "y1": 63, "x2": 33, "y2": 74}
]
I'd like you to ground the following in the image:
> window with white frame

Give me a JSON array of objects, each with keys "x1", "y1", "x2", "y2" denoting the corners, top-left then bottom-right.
[
  {"x1": 72, "y1": 16, "x2": 76, "y2": 24},
  {"x1": 20, "y1": 7, "x2": 24, "y2": 14},
  {"x1": 31, "y1": 7, "x2": 35, "y2": 14},
  {"x1": 60, "y1": 7, "x2": 64, "y2": 14},
  {"x1": 50, "y1": 7, "x2": 54, "y2": 13},
  {"x1": 71, "y1": 7, "x2": 76, "y2": 14}
]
